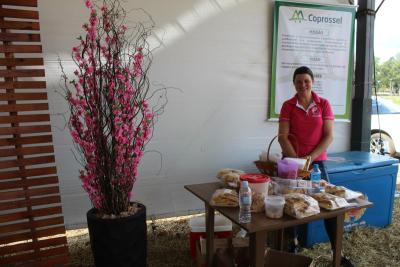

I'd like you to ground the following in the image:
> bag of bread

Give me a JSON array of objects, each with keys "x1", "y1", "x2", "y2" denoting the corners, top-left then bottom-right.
[
  {"x1": 325, "y1": 185, "x2": 346, "y2": 198},
  {"x1": 311, "y1": 192, "x2": 350, "y2": 210},
  {"x1": 216, "y1": 168, "x2": 244, "y2": 188},
  {"x1": 251, "y1": 192, "x2": 266, "y2": 213},
  {"x1": 343, "y1": 188, "x2": 363, "y2": 200},
  {"x1": 284, "y1": 193, "x2": 320, "y2": 219},
  {"x1": 210, "y1": 189, "x2": 239, "y2": 207},
  {"x1": 323, "y1": 183, "x2": 363, "y2": 200}
]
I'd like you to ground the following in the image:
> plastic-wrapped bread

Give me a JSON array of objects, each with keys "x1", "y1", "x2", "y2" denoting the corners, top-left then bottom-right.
[
  {"x1": 216, "y1": 168, "x2": 244, "y2": 178},
  {"x1": 216, "y1": 168, "x2": 244, "y2": 188},
  {"x1": 322, "y1": 183, "x2": 363, "y2": 200},
  {"x1": 221, "y1": 173, "x2": 241, "y2": 187},
  {"x1": 311, "y1": 192, "x2": 349, "y2": 210},
  {"x1": 251, "y1": 192, "x2": 266, "y2": 213},
  {"x1": 210, "y1": 189, "x2": 238, "y2": 207},
  {"x1": 284, "y1": 193, "x2": 320, "y2": 219},
  {"x1": 325, "y1": 185, "x2": 346, "y2": 198}
]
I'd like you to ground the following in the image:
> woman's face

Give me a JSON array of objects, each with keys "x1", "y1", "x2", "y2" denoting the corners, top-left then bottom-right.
[{"x1": 293, "y1": 73, "x2": 313, "y2": 96}]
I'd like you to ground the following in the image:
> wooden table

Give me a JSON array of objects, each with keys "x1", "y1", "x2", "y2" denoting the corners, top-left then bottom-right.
[{"x1": 185, "y1": 182, "x2": 373, "y2": 267}]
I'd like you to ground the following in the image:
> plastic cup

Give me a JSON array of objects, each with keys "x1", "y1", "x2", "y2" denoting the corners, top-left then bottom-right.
[{"x1": 264, "y1": 195, "x2": 285, "y2": 219}]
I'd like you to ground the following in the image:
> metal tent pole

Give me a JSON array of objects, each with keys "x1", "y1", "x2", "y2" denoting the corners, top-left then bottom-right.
[{"x1": 351, "y1": 0, "x2": 376, "y2": 151}]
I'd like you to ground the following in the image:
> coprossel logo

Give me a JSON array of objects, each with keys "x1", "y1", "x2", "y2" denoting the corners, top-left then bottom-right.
[{"x1": 289, "y1": 10, "x2": 306, "y2": 23}]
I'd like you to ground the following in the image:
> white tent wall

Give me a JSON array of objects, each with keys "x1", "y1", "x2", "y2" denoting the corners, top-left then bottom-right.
[{"x1": 39, "y1": 0, "x2": 350, "y2": 228}]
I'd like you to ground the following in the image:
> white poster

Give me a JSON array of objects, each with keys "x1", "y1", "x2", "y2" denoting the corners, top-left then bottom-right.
[{"x1": 270, "y1": 1, "x2": 356, "y2": 120}]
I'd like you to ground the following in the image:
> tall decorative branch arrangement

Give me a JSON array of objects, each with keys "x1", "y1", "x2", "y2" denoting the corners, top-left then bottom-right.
[{"x1": 61, "y1": 0, "x2": 162, "y2": 216}]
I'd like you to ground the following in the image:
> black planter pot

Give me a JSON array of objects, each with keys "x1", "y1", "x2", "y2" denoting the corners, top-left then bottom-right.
[{"x1": 86, "y1": 203, "x2": 147, "y2": 267}]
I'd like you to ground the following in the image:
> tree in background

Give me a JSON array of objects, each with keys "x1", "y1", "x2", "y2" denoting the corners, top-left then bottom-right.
[{"x1": 375, "y1": 53, "x2": 400, "y2": 94}]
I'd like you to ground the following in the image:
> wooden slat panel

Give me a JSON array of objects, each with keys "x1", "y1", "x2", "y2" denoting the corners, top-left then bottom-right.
[
  {"x1": 1, "y1": 244, "x2": 68, "y2": 266},
  {"x1": 0, "y1": 92, "x2": 47, "y2": 100},
  {"x1": 0, "y1": 21, "x2": 39, "y2": 30},
  {"x1": 0, "y1": 81, "x2": 46, "y2": 89},
  {"x1": 0, "y1": 195, "x2": 61, "y2": 211},
  {"x1": 0, "y1": 145, "x2": 54, "y2": 157},
  {"x1": 0, "y1": 125, "x2": 51, "y2": 135},
  {"x1": 39, "y1": 246, "x2": 69, "y2": 259},
  {"x1": 0, "y1": 251, "x2": 35, "y2": 266},
  {"x1": 0, "y1": 114, "x2": 50, "y2": 124},
  {"x1": 0, "y1": 206, "x2": 62, "y2": 224},
  {"x1": 13, "y1": 253, "x2": 70, "y2": 267},
  {"x1": 19, "y1": 254, "x2": 70, "y2": 267},
  {"x1": 0, "y1": 0, "x2": 38, "y2": 7},
  {"x1": 0, "y1": 176, "x2": 59, "y2": 190},
  {"x1": 0, "y1": 216, "x2": 64, "y2": 234},
  {"x1": 0, "y1": 33, "x2": 40, "y2": 42},
  {"x1": 0, "y1": 8, "x2": 39, "y2": 19},
  {"x1": 0, "y1": 186, "x2": 59, "y2": 201},
  {"x1": 0, "y1": 4, "x2": 69, "y2": 265},
  {"x1": 0, "y1": 69, "x2": 45, "y2": 78},
  {"x1": 0, "y1": 45, "x2": 42, "y2": 53},
  {"x1": 0, "y1": 225, "x2": 66, "y2": 245},
  {"x1": 0, "y1": 135, "x2": 52, "y2": 146},
  {"x1": 0, "y1": 236, "x2": 67, "y2": 255},
  {"x1": 0, "y1": 103, "x2": 48, "y2": 112},
  {"x1": 0, "y1": 155, "x2": 55, "y2": 169},
  {"x1": 0, "y1": 57, "x2": 43, "y2": 66},
  {"x1": 0, "y1": 166, "x2": 57, "y2": 180}
]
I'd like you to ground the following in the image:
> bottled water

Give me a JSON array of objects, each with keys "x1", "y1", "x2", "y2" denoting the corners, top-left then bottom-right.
[
  {"x1": 239, "y1": 180, "x2": 252, "y2": 224},
  {"x1": 310, "y1": 164, "x2": 321, "y2": 192}
]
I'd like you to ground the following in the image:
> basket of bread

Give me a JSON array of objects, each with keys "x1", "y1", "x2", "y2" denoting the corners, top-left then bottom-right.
[{"x1": 254, "y1": 135, "x2": 312, "y2": 179}]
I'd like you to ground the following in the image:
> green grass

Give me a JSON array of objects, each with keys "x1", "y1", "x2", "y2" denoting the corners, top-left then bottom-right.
[
  {"x1": 397, "y1": 168, "x2": 400, "y2": 188},
  {"x1": 382, "y1": 96, "x2": 400, "y2": 105}
]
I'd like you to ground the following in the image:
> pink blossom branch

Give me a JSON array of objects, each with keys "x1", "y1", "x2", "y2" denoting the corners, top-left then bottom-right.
[{"x1": 60, "y1": 0, "x2": 165, "y2": 215}]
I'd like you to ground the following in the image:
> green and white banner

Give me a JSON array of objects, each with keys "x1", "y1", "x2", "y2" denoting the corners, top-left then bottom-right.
[{"x1": 269, "y1": 1, "x2": 356, "y2": 120}]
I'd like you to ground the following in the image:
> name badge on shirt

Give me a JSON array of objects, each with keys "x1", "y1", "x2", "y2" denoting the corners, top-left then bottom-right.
[{"x1": 309, "y1": 106, "x2": 321, "y2": 117}]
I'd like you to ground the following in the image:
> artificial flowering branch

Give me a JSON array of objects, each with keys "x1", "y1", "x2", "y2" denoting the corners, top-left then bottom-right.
[{"x1": 60, "y1": 0, "x2": 166, "y2": 216}]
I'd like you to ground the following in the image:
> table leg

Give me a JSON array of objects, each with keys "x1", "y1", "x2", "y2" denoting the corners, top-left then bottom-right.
[
  {"x1": 249, "y1": 231, "x2": 267, "y2": 267},
  {"x1": 276, "y1": 229, "x2": 284, "y2": 251},
  {"x1": 328, "y1": 213, "x2": 345, "y2": 267},
  {"x1": 205, "y1": 203, "x2": 215, "y2": 267}
]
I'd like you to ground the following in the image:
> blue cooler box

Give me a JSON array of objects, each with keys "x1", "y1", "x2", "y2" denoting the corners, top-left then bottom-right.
[{"x1": 299, "y1": 151, "x2": 399, "y2": 247}]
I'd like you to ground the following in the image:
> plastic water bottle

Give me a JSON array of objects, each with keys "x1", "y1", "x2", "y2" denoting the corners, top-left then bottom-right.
[
  {"x1": 310, "y1": 164, "x2": 321, "y2": 192},
  {"x1": 239, "y1": 181, "x2": 252, "y2": 224}
]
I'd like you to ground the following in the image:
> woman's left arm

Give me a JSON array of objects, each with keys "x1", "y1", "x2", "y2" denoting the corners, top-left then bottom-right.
[{"x1": 308, "y1": 120, "x2": 333, "y2": 162}]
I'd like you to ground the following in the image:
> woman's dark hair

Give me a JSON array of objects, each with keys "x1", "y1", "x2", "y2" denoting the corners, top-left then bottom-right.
[{"x1": 293, "y1": 66, "x2": 314, "y2": 82}]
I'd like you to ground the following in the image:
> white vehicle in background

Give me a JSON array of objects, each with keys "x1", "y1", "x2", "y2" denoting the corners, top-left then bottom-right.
[{"x1": 370, "y1": 97, "x2": 400, "y2": 157}]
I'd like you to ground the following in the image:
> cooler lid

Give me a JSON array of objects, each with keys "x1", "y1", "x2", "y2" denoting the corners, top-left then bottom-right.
[
  {"x1": 326, "y1": 151, "x2": 399, "y2": 173},
  {"x1": 240, "y1": 173, "x2": 270, "y2": 183}
]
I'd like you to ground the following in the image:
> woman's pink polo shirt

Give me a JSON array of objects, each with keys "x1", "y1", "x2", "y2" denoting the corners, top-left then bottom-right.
[{"x1": 279, "y1": 91, "x2": 334, "y2": 161}]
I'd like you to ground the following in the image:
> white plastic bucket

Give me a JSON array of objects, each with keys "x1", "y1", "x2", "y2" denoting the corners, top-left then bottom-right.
[{"x1": 264, "y1": 195, "x2": 285, "y2": 219}]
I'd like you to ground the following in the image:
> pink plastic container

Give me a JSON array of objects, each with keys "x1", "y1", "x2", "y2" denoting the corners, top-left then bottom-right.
[{"x1": 277, "y1": 159, "x2": 298, "y2": 179}]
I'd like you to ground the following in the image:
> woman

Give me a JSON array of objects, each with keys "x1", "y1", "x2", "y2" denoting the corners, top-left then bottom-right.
[
  {"x1": 278, "y1": 66, "x2": 333, "y2": 179},
  {"x1": 278, "y1": 66, "x2": 353, "y2": 267}
]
